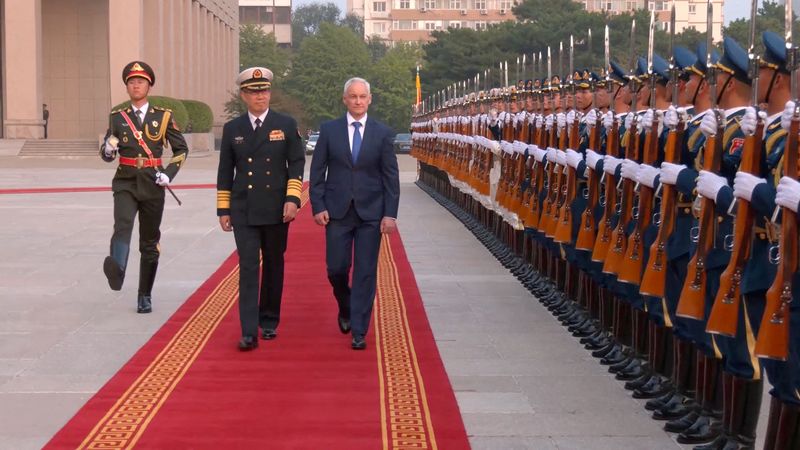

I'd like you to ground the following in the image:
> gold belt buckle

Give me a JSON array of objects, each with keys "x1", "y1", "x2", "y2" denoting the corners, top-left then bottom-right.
[{"x1": 135, "y1": 156, "x2": 145, "y2": 169}]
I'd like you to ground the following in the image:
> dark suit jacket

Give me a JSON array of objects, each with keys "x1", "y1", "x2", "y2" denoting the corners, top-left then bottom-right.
[
  {"x1": 310, "y1": 115, "x2": 399, "y2": 221},
  {"x1": 216, "y1": 111, "x2": 305, "y2": 226}
]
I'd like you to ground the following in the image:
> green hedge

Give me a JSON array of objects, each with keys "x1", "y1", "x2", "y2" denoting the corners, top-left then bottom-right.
[
  {"x1": 180, "y1": 99, "x2": 213, "y2": 133},
  {"x1": 111, "y1": 95, "x2": 189, "y2": 131}
]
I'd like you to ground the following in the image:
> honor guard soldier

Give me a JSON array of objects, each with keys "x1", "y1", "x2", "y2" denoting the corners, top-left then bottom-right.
[
  {"x1": 216, "y1": 67, "x2": 305, "y2": 351},
  {"x1": 100, "y1": 61, "x2": 189, "y2": 314}
]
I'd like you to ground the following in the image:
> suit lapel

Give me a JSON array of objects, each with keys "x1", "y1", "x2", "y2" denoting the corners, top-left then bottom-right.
[{"x1": 338, "y1": 116, "x2": 353, "y2": 168}]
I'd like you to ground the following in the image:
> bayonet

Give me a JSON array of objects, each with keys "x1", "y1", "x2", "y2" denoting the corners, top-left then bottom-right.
[
  {"x1": 748, "y1": 0, "x2": 759, "y2": 106},
  {"x1": 669, "y1": 4, "x2": 678, "y2": 106},
  {"x1": 707, "y1": 0, "x2": 718, "y2": 111},
  {"x1": 606, "y1": 24, "x2": 614, "y2": 114},
  {"x1": 504, "y1": 60, "x2": 509, "y2": 88},
  {"x1": 629, "y1": 18, "x2": 638, "y2": 116},
  {"x1": 570, "y1": 34, "x2": 577, "y2": 110},
  {"x1": 648, "y1": 10, "x2": 656, "y2": 110},
  {"x1": 788, "y1": 0, "x2": 797, "y2": 99}
]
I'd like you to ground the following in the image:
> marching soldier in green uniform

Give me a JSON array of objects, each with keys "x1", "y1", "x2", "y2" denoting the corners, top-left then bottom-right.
[
  {"x1": 100, "y1": 61, "x2": 189, "y2": 314},
  {"x1": 216, "y1": 67, "x2": 305, "y2": 351}
]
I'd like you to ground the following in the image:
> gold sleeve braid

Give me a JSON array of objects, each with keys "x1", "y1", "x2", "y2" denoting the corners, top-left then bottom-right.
[
  {"x1": 217, "y1": 190, "x2": 231, "y2": 209},
  {"x1": 286, "y1": 178, "x2": 303, "y2": 199}
]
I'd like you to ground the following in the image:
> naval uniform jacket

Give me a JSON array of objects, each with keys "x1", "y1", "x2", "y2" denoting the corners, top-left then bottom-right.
[
  {"x1": 216, "y1": 111, "x2": 305, "y2": 226},
  {"x1": 100, "y1": 105, "x2": 189, "y2": 200}
]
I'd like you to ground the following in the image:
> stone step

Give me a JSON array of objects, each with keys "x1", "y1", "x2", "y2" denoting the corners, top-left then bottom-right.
[{"x1": 19, "y1": 139, "x2": 99, "y2": 156}]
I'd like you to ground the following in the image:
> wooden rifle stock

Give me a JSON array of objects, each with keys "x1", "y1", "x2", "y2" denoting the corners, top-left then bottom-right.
[
  {"x1": 755, "y1": 115, "x2": 799, "y2": 360},
  {"x1": 619, "y1": 115, "x2": 660, "y2": 284},
  {"x1": 592, "y1": 119, "x2": 620, "y2": 262},
  {"x1": 554, "y1": 116, "x2": 582, "y2": 243},
  {"x1": 707, "y1": 121, "x2": 764, "y2": 336},
  {"x1": 576, "y1": 117, "x2": 602, "y2": 250},
  {"x1": 538, "y1": 124, "x2": 559, "y2": 232},
  {"x1": 676, "y1": 115, "x2": 724, "y2": 320},
  {"x1": 603, "y1": 123, "x2": 640, "y2": 275},
  {"x1": 640, "y1": 121, "x2": 685, "y2": 297},
  {"x1": 546, "y1": 121, "x2": 570, "y2": 237}
]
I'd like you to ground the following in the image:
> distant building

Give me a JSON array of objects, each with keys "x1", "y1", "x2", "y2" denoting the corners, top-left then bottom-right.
[
  {"x1": 239, "y1": 0, "x2": 292, "y2": 46},
  {"x1": 348, "y1": 0, "x2": 517, "y2": 44},
  {"x1": 1, "y1": 0, "x2": 239, "y2": 140},
  {"x1": 583, "y1": 0, "x2": 723, "y2": 42}
]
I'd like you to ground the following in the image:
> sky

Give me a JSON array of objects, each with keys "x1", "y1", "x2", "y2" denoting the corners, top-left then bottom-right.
[{"x1": 290, "y1": 0, "x2": 763, "y2": 25}]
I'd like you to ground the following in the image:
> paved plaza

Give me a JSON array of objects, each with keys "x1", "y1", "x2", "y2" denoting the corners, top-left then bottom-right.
[{"x1": 0, "y1": 152, "x2": 767, "y2": 449}]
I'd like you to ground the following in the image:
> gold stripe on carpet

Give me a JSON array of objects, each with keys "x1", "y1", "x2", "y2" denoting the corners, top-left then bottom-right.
[
  {"x1": 78, "y1": 190, "x2": 309, "y2": 449},
  {"x1": 376, "y1": 237, "x2": 438, "y2": 450}
]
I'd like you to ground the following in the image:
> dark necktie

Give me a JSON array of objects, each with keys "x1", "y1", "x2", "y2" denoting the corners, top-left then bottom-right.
[
  {"x1": 135, "y1": 109, "x2": 144, "y2": 127},
  {"x1": 254, "y1": 117, "x2": 262, "y2": 131},
  {"x1": 352, "y1": 122, "x2": 362, "y2": 163}
]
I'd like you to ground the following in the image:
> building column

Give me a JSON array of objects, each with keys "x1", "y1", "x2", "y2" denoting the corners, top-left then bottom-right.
[
  {"x1": 4, "y1": 0, "x2": 44, "y2": 138},
  {"x1": 183, "y1": 0, "x2": 192, "y2": 100},
  {"x1": 108, "y1": 0, "x2": 144, "y2": 106}
]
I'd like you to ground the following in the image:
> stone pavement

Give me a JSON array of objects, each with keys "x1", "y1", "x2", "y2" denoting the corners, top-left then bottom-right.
[{"x1": 0, "y1": 152, "x2": 764, "y2": 449}]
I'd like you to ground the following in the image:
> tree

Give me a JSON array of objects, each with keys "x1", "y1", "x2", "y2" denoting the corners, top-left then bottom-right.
[
  {"x1": 341, "y1": 13, "x2": 365, "y2": 38},
  {"x1": 366, "y1": 36, "x2": 390, "y2": 62},
  {"x1": 239, "y1": 24, "x2": 290, "y2": 76},
  {"x1": 291, "y1": 3, "x2": 342, "y2": 48},
  {"x1": 369, "y1": 43, "x2": 422, "y2": 132},
  {"x1": 724, "y1": 1, "x2": 799, "y2": 55},
  {"x1": 287, "y1": 23, "x2": 370, "y2": 127}
]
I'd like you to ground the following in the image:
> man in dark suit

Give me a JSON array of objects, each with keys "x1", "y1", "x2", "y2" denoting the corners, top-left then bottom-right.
[
  {"x1": 310, "y1": 77, "x2": 400, "y2": 350},
  {"x1": 100, "y1": 61, "x2": 188, "y2": 314},
  {"x1": 216, "y1": 67, "x2": 305, "y2": 351}
]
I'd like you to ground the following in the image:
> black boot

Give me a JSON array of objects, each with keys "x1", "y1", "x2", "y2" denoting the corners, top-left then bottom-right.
[
  {"x1": 137, "y1": 259, "x2": 158, "y2": 314},
  {"x1": 103, "y1": 239, "x2": 129, "y2": 291},
  {"x1": 720, "y1": 377, "x2": 762, "y2": 449},
  {"x1": 774, "y1": 401, "x2": 800, "y2": 450},
  {"x1": 677, "y1": 355, "x2": 723, "y2": 444}
]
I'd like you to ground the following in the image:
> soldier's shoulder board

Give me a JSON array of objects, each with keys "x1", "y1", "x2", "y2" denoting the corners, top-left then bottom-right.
[{"x1": 153, "y1": 105, "x2": 173, "y2": 112}]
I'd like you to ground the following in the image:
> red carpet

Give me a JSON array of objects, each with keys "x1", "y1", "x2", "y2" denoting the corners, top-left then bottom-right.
[
  {"x1": 45, "y1": 191, "x2": 469, "y2": 450},
  {"x1": 0, "y1": 184, "x2": 215, "y2": 195}
]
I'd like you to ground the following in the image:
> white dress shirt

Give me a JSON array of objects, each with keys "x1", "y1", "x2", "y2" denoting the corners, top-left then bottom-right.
[
  {"x1": 248, "y1": 110, "x2": 269, "y2": 130},
  {"x1": 347, "y1": 112, "x2": 367, "y2": 153},
  {"x1": 132, "y1": 102, "x2": 149, "y2": 125}
]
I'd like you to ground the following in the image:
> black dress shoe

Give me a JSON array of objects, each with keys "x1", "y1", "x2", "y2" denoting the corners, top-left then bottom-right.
[
  {"x1": 261, "y1": 328, "x2": 277, "y2": 340},
  {"x1": 137, "y1": 294, "x2": 152, "y2": 314},
  {"x1": 104, "y1": 256, "x2": 124, "y2": 291},
  {"x1": 351, "y1": 335, "x2": 366, "y2": 350},
  {"x1": 238, "y1": 336, "x2": 258, "y2": 351},
  {"x1": 338, "y1": 316, "x2": 351, "y2": 334}
]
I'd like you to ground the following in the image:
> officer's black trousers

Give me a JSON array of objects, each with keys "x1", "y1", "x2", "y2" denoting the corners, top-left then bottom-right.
[
  {"x1": 110, "y1": 190, "x2": 164, "y2": 290},
  {"x1": 233, "y1": 222, "x2": 289, "y2": 338}
]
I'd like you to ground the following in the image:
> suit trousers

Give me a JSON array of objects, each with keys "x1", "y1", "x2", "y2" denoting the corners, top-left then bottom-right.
[
  {"x1": 326, "y1": 205, "x2": 382, "y2": 338},
  {"x1": 233, "y1": 222, "x2": 289, "y2": 337}
]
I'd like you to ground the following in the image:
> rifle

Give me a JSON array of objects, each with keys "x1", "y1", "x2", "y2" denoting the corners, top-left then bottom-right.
[
  {"x1": 555, "y1": 35, "x2": 580, "y2": 243},
  {"x1": 755, "y1": 0, "x2": 799, "y2": 359},
  {"x1": 677, "y1": 0, "x2": 722, "y2": 320},
  {"x1": 620, "y1": 11, "x2": 658, "y2": 285},
  {"x1": 539, "y1": 48, "x2": 558, "y2": 233},
  {"x1": 603, "y1": 19, "x2": 639, "y2": 275},
  {"x1": 577, "y1": 26, "x2": 609, "y2": 251},
  {"x1": 641, "y1": 5, "x2": 679, "y2": 297}
]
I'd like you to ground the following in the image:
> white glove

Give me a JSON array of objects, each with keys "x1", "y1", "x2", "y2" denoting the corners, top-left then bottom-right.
[
  {"x1": 776, "y1": 176, "x2": 800, "y2": 212},
  {"x1": 545, "y1": 114, "x2": 554, "y2": 130},
  {"x1": 585, "y1": 149, "x2": 602, "y2": 171},
  {"x1": 660, "y1": 162, "x2": 687, "y2": 186},
  {"x1": 546, "y1": 147, "x2": 557, "y2": 163},
  {"x1": 700, "y1": 111, "x2": 718, "y2": 137},
  {"x1": 565, "y1": 149, "x2": 582, "y2": 169},
  {"x1": 740, "y1": 107, "x2": 759, "y2": 136},
  {"x1": 624, "y1": 112, "x2": 634, "y2": 130},
  {"x1": 535, "y1": 114, "x2": 543, "y2": 129},
  {"x1": 155, "y1": 172, "x2": 170, "y2": 187},
  {"x1": 696, "y1": 170, "x2": 728, "y2": 200},
  {"x1": 602, "y1": 111, "x2": 614, "y2": 131},
  {"x1": 556, "y1": 150, "x2": 567, "y2": 166},
  {"x1": 603, "y1": 155, "x2": 621, "y2": 175},
  {"x1": 641, "y1": 109, "x2": 655, "y2": 131},
  {"x1": 620, "y1": 159, "x2": 640, "y2": 180},
  {"x1": 533, "y1": 146, "x2": 547, "y2": 162},
  {"x1": 583, "y1": 109, "x2": 598, "y2": 128},
  {"x1": 732, "y1": 172, "x2": 767, "y2": 202},
  {"x1": 781, "y1": 100, "x2": 796, "y2": 131},
  {"x1": 556, "y1": 112, "x2": 567, "y2": 130},
  {"x1": 489, "y1": 109, "x2": 499, "y2": 126},
  {"x1": 566, "y1": 110, "x2": 576, "y2": 126},
  {"x1": 103, "y1": 135, "x2": 119, "y2": 157},
  {"x1": 664, "y1": 105, "x2": 679, "y2": 130},
  {"x1": 636, "y1": 164, "x2": 660, "y2": 188}
]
